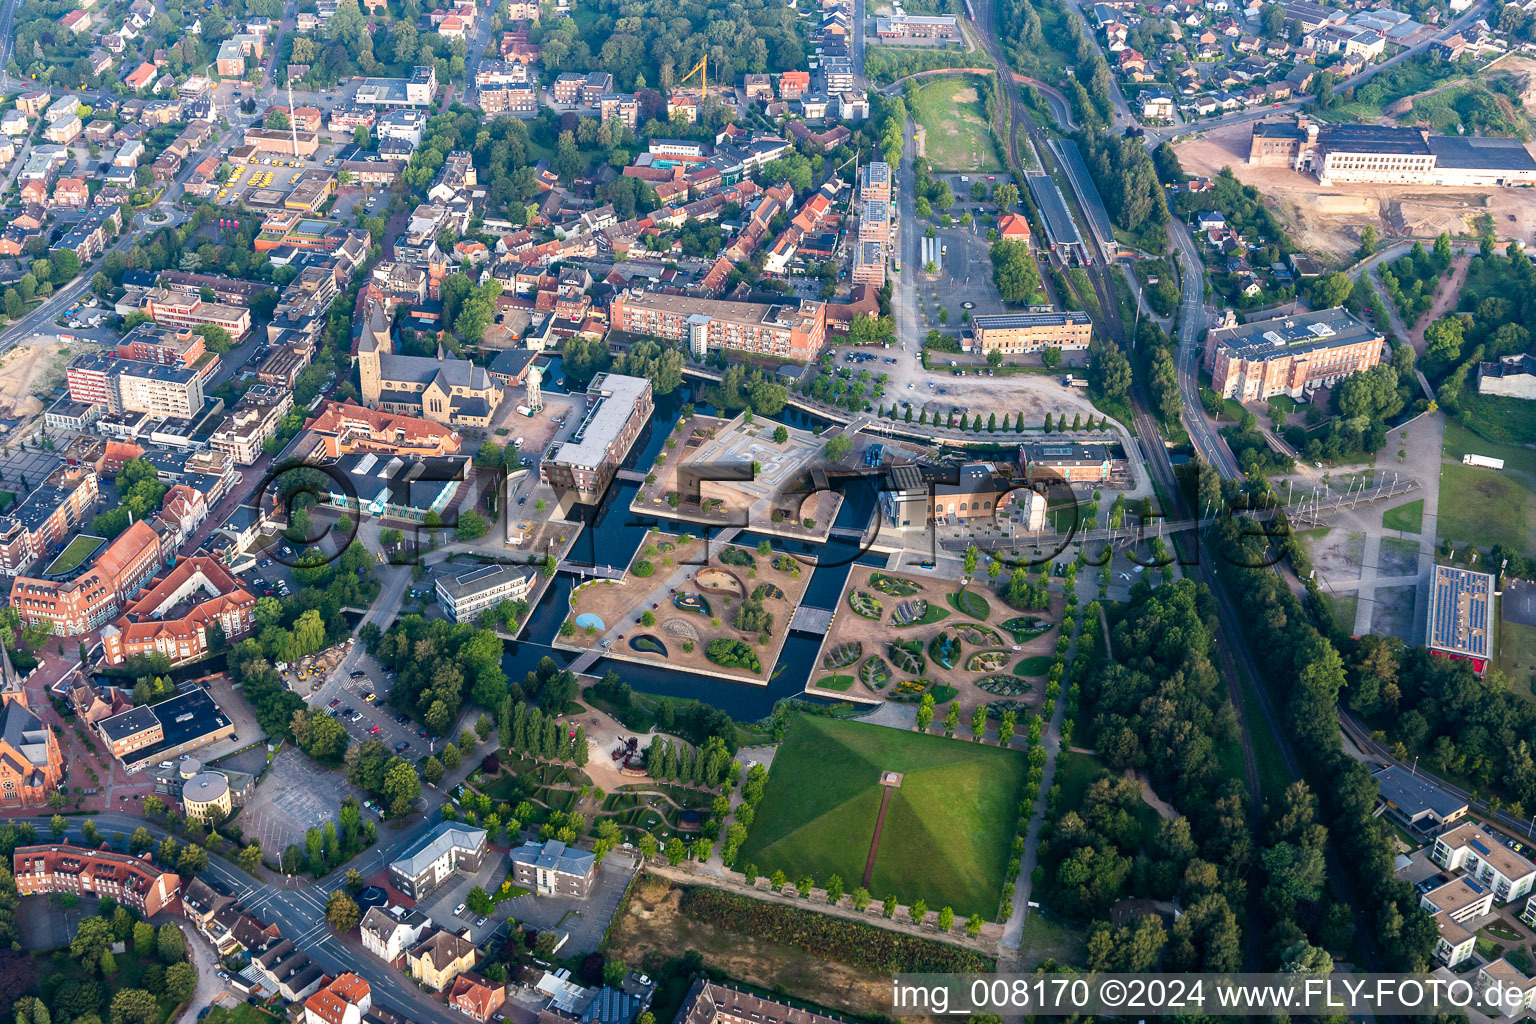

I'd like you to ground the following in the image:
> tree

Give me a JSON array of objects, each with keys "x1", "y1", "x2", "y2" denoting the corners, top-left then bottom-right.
[
  {"x1": 938, "y1": 906, "x2": 955, "y2": 931},
  {"x1": 1357, "y1": 224, "x2": 1378, "y2": 259},
  {"x1": 909, "y1": 898, "x2": 928, "y2": 925},
  {"x1": 156, "y1": 923, "x2": 185, "y2": 962},
  {"x1": 326, "y1": 891, "x2": 362, "y2": 932},
  {"x1": 826, "y1": 874, "x2": 845, "y2": 904},
  {"x1": 238, "y1": 843, "x2": 262, "y2": 872},
  {"x1": 109, "y1": 989, "x2": 158, "y2": 1024},
  {"x1": 990, "y1": 240, "x2": 1041, "y2": 303},
  {"x1": 455, "y1": 509, "x2": 489, "y2": 541},
  {"x1": 50, "y1": 814, "x2": 66, "y2": 839},
  {"x1": 164, "y1": 961, "x2": 196, "y2": 1003},
  {"x1": 824, "y1": 434, "x2": 853, "y2": 462},
  {"x1": 466, "y1": 885, "x2": 494, "y2": 915},
  {"x1": 772, "y1": 426, "x2": 789, "y2": 443},
  {"x1": 1088, "y1": 341, "x2": 1132, "y2": 399}
]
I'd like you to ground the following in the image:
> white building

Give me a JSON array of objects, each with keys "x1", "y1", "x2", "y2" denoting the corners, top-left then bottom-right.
[
  {"x1": 1433, "y1": 822, "x2": 1536, "y2": 903},
  {"x1": 435, "y1": 564, "x2": 536, "y2": 623},
  {"x1": 360, "y1": 906, "x2": 433, "y2": 964}
]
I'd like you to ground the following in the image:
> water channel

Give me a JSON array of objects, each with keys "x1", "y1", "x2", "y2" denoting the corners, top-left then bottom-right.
[{"x1": 499, "y1": 384, "x2": 887, "y2": 722}]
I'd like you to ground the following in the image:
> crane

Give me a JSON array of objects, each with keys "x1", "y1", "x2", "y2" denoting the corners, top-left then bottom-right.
[{"x1": 676, "y1": 55, "x2": 707, "y2": 100}]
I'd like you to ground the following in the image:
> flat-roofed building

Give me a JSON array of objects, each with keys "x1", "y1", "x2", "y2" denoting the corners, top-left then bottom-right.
[
  {"x1": 1434, "y1": 822, "x2": 1536, "y2": 903},
  {"x1": 971, "y1": 312, "x2": 1093, "y2": 355},
  {"x1": 0, "y1": 466, "x2": 99, "y2": 576},
  {"x1": 436, "y1": 564, "x2": 536, "y2": 623},
  {"x1": 94, "y1": 685, "x2": 235, "y2": 772},
  {"x1": 322, "y1": 453, "x2": 465, "y2": 523},
  {"x1": 1372, "y1": 763, "x2": 1469, "y2": 835},
  {"x1": 388, "y1": 822, "x2": 488, "y2": 898},
  {"x1": 14, "y1": 844, "x2": 180, "y2": 915},
  {"x1": 1020, "y1": 442, "x2": 1115, "y2": 483},
  {"x1": 139, "y1": 286, "x2": 252, "y2": 341},
  {"x1": 539, "y1": 373, "x2": 653, "y2": 503},
  {"x1": 1248, "y1": 116, "x2": 1536, "y2": 186},
  {"x1": 509, "y1": 839, "x2": 597, "y2": 897},
  {"x1": 609, "y1": 291, "x2": 827, "y2": 361},
  {"x1": 1420, "y1": 875, "x2": 1491, "y2": 966},
  {"x1": 1204, "y1": 306, "x2": 1383, "y2": 401},
  {"x1": 1428, "y1": 565, "x2": 1495, "y2": 676},
  {"x1": 241, "y1": 127, "x2": 320, "y2": 156}
]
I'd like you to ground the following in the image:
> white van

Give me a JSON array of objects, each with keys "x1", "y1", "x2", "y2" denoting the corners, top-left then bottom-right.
[{"x1": 513, "y1": 437, "x2": 524, "y2": 448}]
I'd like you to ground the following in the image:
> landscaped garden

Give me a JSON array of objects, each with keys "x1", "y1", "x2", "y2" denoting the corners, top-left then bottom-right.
[
  {"x1": 947, "y1": 588, "x2": 992, "y2": 620},
  {"x1": 559, "y1": 530, "x2": 813, "y2": 682},
  {"x1": 859, "y1": 656, "x2": 892, "y2": 691},
  {"x1": 737, "y1": 715, "x2": 1028, "y2": 916},
  {"x1": 889, "y1": 638, "x2": 927, "y2": 675},
  {"x1": 965, "y1": 650, "x2": 1011, "y2": 673},
  {"x1": 869, "y1": 571, "x2": 921, "y2": 596},
  {"x1": 810, "y1": 566, "x2": 1060, "y2": 719},
  {"x1": 824, "y1": 641, "x2": 864, "y2": 670},
  {"x1": 929, "y1": 630, "x2": 963, "y2": 670},
  {"x1": 849, "y1": 590, "x2": 884, "y2": 619}
]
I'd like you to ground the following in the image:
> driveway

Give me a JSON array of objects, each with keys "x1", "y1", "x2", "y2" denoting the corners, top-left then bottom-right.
[{"x1": 178, "y1": 917, "x2": 231, "y2": 1014}]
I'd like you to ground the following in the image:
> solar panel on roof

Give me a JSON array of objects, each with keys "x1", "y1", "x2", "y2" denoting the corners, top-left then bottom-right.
[
  {"x1": 1471, "y1": 839, "x2": 1491, "y2": 855},
  {"x1": 1466, "y1": 877, "x2": 1486, "y2": 893}
]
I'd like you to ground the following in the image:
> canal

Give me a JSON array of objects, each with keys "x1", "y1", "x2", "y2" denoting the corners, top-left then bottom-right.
[{"x1": 499, "y1": 385, "x2": 887, "y2": 722}]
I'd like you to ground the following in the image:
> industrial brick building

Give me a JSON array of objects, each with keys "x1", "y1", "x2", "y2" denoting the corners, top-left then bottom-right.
[
  {"x1": 1203, "y1": 307, "x2": 1384, "y2": 401},
  {"x1": 1249, "y1": 116, "x2": 1536, "y2": 187},
  {"x1": 970, "y1": 312, "x2": 1094, "y2": 355}
]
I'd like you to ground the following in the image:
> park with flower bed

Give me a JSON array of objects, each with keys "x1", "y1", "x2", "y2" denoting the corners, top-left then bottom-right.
[
  {"x1": 556, "y1": 529, "x2": 814, "y2": 684},
  {"x1": 806, "y1": 565, "x2": 1062, "y2": 720}
]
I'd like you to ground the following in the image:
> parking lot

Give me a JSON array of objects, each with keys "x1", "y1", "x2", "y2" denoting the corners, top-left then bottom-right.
[
  {"x1": 305, "y1": 649, "x2": 426, "y2": 763},
  {"x1": 412, "y1": 849, "x2": 639, "y2": 954},
  {"x1": 215, "y1": 161, "x2": 306, "y2": 207},
  {"x1": 236, "y1": 746, "x2": 366, "y2": 857}
]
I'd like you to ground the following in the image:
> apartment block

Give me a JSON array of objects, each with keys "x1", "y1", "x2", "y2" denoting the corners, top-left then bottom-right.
[
  {"x1": 1433, "y1": 823, "x2": 1536, "y2": 903},
  {"x1": 139, "y1": 286, "x2": 252, "y2": 340},
  {"x1": 14, "y1": 844, "x2": 181, "y2": 916},
  {"x1": 10, "y1": 519, "x2": 164, "y2": 635},
  {"x1": 609, "y1": 291, "x2": 827, "y2": 361}
]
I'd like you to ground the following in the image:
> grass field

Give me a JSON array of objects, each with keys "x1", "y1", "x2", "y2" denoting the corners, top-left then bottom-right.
[
  {"x1": 1499, "y1": 620, "x2": 1536, "y2": 700},
  {"x1": 737, "y1": 715, "x2": 1026, "y2": 917},
  {"x1": 1320, "y1": 592, "x2": 1359, "y2": 636},
  {"x1": 44, "y1": 534, "x2": 105, "y2": 576},
  {"x1": 909, "y1": 75, "x2": 1002, "y2": 173},
  {"x1": 1437, "y1": 462, "x2": 1532, "y2": 553},
  {"x1": 1382, "y1": 499, "x2": 1425, "y2": 534}
]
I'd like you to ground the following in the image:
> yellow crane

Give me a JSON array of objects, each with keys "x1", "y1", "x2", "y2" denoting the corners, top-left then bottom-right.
[{"x1": 677, "y1": 55, "x2": 707, "y2": 99}]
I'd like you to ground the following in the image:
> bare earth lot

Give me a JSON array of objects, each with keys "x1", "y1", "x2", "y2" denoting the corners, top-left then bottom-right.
[
  {"x1": 608, "y1": 875, "x2": 902, "y2": 1020},
  {"x1": 1173, "y1": 120, "x2": 1536, "y2": 259},
  {"x1": 0, "y1": 338, "x2": 96, "y2": 420}
]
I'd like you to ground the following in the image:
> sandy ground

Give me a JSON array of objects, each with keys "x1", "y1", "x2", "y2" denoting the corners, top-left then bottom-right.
[
  {"x1": 806, "y1": 565, "x2": 1059, "y2": 720},
  {"x1": 1173, "y1": 120, "x2": 1536, "y2": 259},
  {"x1": 0, "y1": 338, "x2": 96, "y2": 419}
]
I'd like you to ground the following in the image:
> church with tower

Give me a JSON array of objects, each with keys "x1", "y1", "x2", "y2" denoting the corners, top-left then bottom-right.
[
  {"x1": 356, "y1": 301, "x2": 505, "y2": 429},
  {"x1": 0, "y1": 640, "x2": 65, "y2": 809}
]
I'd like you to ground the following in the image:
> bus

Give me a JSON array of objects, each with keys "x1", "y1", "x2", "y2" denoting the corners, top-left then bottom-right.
[{"x1": 892, "y1": 253, "x2": 902, "y2": 273}]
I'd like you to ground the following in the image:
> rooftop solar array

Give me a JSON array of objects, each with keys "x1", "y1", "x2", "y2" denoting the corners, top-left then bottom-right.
[{"x1": 1428, "y1": 565, "x2": 1493, "y2": 660}]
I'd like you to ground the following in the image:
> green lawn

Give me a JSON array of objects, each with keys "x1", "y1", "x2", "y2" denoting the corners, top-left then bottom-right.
[
  {"x1": 44, "y1": 534, "x2": 105, "y2": 576},
  {"x1": 1452, "y1": 384, "x2": 1536, "y2": 446},
  {"x1": 1382, "y1": 499, "x2": 1425, "y2": 534},
  {"x1": 946, "y1": 588, "x2": 993, "y2": 620},
  {"x1": 737, "y1": 716, "x2": 1027, "y2": 917},
  {"x1": 1498, "y1": 620, "x2": 1536, "y2": 700},
  {"x1": 1320, "y1": 592, "x2": 1359, "y2": 636},
  {"x1": 813, "y1": 674, "x2": 855, "y2": 691},
  {"x1": 1437, "y1": 462, "x2": 1531, "y2": 553},
  {"x1": 908, "y1": 75, "x2": 1002, "y2": 173},
  {"x1": 1014, "y1": 654, "x2": 1054, "y2": 677},
  {"x1": 205, "y1": 1007, "x2": 286, "y2": 1024}
]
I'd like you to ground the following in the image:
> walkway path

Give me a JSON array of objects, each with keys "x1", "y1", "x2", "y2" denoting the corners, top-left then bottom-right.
[{"x1": 1001, "y1": 611, "x2": 1081, "y2": 951}]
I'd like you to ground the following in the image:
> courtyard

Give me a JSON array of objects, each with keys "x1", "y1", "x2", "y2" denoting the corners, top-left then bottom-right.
[{"x1": 629, "y1": 411, "x2": 843, "y2": 542}]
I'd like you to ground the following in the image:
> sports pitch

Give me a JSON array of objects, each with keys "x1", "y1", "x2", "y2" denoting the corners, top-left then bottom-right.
[{"x1": 737, "y1": 715, "x2": 1027, "y2": 917}]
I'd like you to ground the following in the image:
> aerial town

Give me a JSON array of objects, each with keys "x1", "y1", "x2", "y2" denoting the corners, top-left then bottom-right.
[{"x1": 0, "y1": 0, "x2": 1533, "y2": 1015}]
